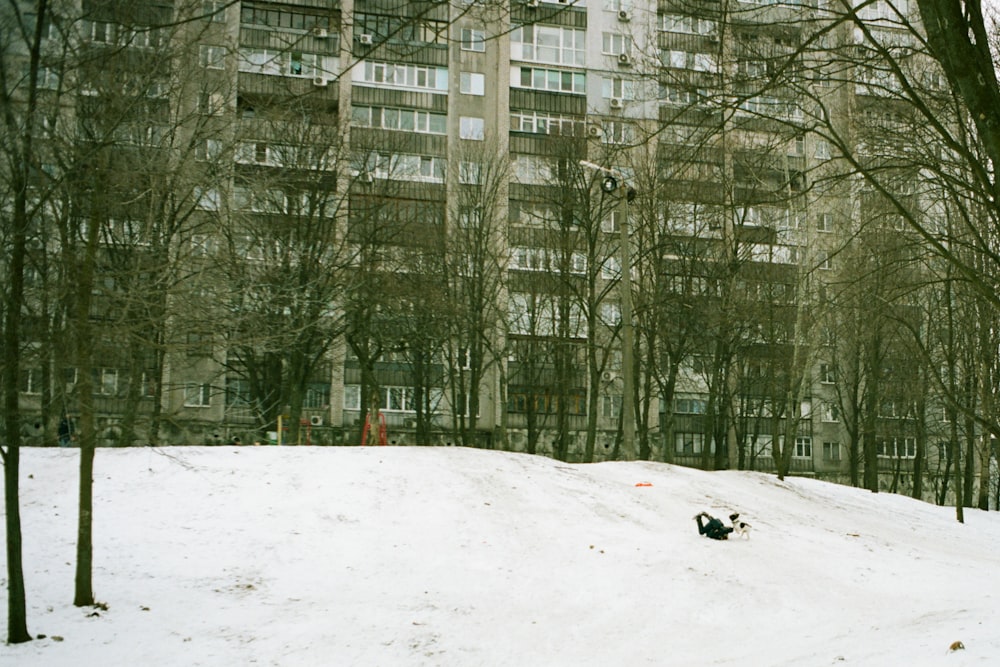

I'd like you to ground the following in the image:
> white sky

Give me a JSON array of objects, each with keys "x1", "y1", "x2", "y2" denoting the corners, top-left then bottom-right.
[{"x1": 2, "y1": 446, "x2": 999, "y2": 666}]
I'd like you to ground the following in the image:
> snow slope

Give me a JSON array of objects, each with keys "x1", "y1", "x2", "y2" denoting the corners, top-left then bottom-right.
[{"x1": 2, "y1": 446, "x2": 998, "y2": 666}]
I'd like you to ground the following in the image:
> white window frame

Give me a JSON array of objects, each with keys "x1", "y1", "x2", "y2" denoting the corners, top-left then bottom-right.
[
  {"x1": 460, "y1": 72, "x2": 485, "y2": 95},
  {"x1": 459, "y1": 116, "x2": 485, "y2": 140},
  {"x1": 184, "y1": 383, "x2": 212, "y2": 407},
  {"x1": 461, "y1": 28, "x2": 486, "y2": 52},
  {"x1": 199, "y1": 45, "x2": 226, "y2": 69}
]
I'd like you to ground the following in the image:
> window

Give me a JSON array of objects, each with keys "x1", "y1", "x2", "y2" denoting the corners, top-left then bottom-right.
[
  {"x1": 512, "y1": 66, "x2": 586, "y2": 94},
  {"x1": 662, "y1": 50, "x2": 718, "y2": 73},
  {"x1": 343, "y1": 385, "x2": 361, "y2": 411},
  {"x1": 818, "y1": 213, "x2": 834, "y2": 232},
  {"x1": 194, "y1": 187, "x2": 221, "y2": 211},
  {"x1": 460, "y1": 116, "x2": 485, "y2": 140},
  {"x1": 510, "y1": 110, "x2": 584, "y2": 136},
  {"x1": 602, "y1": 210, "x2": 621, "y2": 233},
  {"x1": 199, "y1": 45, "x2": 226, "y2": 69},
  {"x1": 821, "y1": 402, "x2": 839, "y2": 422},
  {"x1": 459, "y1": 161, "x2": 481, "y2": 184},
  {"x1": 352, "y1": 105, "x2": 447, "y2": 134},
  {"x1": 20, "y1": 368, "x2": 42, "y2": 395},
  {"x1": 793, "y1": 437, "x2": 812, "y2": 458},
  {"x1": 356, "y1": 61, "x2": 449, "y2": 93},
  {"x1": 877, "y1": 437, "x2": 916, "y2": 459},
  {"x1": 94, "y1": 368, "x2": 119, "y2": 396},
  {"x1": 815, "y1": 140, "x2": 831, "y2": 160},
  {"x1": 675, "y1": 432, "x2": 707, "y2": 454},
  {"x1": 601, "y1": 256, "x2": 621, "y2": 279},
  {"x1": 602, "y1": 121, "x2": 633, "y2": 145},
  {"x1": 820, "y1": 363, "x2": 835, "y2": 384},
  {"x1": 460, "y1": 72, "x2": 485, "y2": 95},
  {"x1": 823, "y1": 441, "x2": 841, "y2": 462},
  {"x1": 602, "y1": 77, "x2": 635, "y2": 100},
  {"x1": 202, "y1": 0, "x2": 226, "y2": 22},
  {"x1": 659, "y1": 13, "x2": 716, "y2": 35},
  {"x1": 195, "y1": 138, "x2": 222, "y2": 162},
  {"x1": 304, "y1": 383, "x2": 331, "y2": 409},
  {"x1": 600, "y1": 303, "x2": 621, "y2": 326},
  {"x1": 198, "y1": 92, "x2": 224, "y2": 115},
  {"x1": 601, "y1": 395, "x2": 622, "y2": 419},
  {"x1": 674, "y1": 397, "x2": 707, "y2": 414},
  {"x1": 184, "y1": 383, "x2": 212, "y2": 407},
  {"x1": 511, "y1": 24, "x2": 585, "y2": 66},
  {"x1": 461, "y1": 28, "x2": 486, "y2": 52},
  {"x1": 602, "y1": 32, "x2": 631, "y2": 56}
]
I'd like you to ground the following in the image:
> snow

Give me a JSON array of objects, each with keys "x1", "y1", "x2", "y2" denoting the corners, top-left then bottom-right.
[{"x1": 2, "y1": 445, "x2": 999, "y2": 666}]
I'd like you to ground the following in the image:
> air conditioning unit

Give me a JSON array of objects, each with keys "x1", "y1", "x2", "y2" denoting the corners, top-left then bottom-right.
[
  {"x1": 618, "y1": 9, "x2": 630, "y2": 21},
  {"x1": 313, "y1": 27, "x2": 328, "y2": 38},
  {"x1": 618, "y1": 53, "x2": 632, "y2": 67},
  {"x1": 359, "y1": 33, "x2": 373, "y2": 45},
  {"x1": 312, "y1": 76, "x2": 328, "y2": 87},
  {"x1": 309, "y1": 415, "x2": 324, "y2": 426},
  {"x1": 404, "y1": 418, "x2": 418, "y2": 428},
  {"x1": 609, "y1": 97, "x2": 623, "y2": 109},
  {"x1": 587, "y1": 124, "x2": 603, "y2": 138}
]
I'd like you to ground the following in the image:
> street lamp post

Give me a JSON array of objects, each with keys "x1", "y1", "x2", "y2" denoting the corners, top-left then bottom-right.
[{"x1": 585, "y1": 162, "x2": 637, "y2": 461}]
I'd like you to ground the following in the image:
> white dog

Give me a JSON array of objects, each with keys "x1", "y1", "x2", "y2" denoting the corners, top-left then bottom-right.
[{"x1": 729, "y1": 513, "x2": 751, "y2": 540}]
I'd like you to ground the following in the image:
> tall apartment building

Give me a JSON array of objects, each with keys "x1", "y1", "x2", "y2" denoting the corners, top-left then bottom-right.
[{"x1": 7, "y1": 0, "x2": 975, "y2": 495}]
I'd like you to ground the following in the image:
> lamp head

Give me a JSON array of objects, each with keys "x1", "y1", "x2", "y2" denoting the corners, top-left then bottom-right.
[{"x1": 601, "y1": 175, "x2": 618, "y2": 193}]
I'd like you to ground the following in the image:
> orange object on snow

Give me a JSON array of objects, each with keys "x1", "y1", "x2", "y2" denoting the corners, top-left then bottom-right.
[{"x1": 635, "y1": 482, "x2": 653, "y2": 487}]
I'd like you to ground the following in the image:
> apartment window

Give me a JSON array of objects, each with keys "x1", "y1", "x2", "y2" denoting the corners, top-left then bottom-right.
[
  {"x1": 343, "y1": 385, "x2": 361, "y2": 411},
  {"x1": 675, "y1": 432, "x2": 707, "y2": 455},
  {"x1": 602, "y1": 121, "x2": 633, "y2": 145},
  {"x1": 460, "y1": 116, "x2": 485, "y2": 140},
  {"x1": 823, "y1": 441, "x2": 842, "y2": 462},
  {"x1": 355, "y1": 13, "x2": 446, "y2": 46},
  {"x1": 20, "y1": 368, "x2": 43, "y2": 395},
  {"x1": 512, "y1": 66, "x2": 586, "y2": 94},
  {"x1": 601, "y1": 395, "x2": 622, "y2": 419},
  {"x1": 815, "y1": 140, "x2": 831, "y2": 159},
  {"x1": 199, "y1": 45, "x2": 226, "y2": 69},
  {"x1": 510, "y1": 110, "x2": 583, "y2": 136},
  {"x1": 352, "y1": 105, "x2": 447, "y2": 134},
  {"x1": 460, "y1": 72, "x2": 485, "y2": 95},
  {"x1": 659, "y1": 13, "x2": 716, "y2": 35},
  {"x1": 202, "y1": 0, "x2": 226, "y2": 22},
  {"x1": 600, "y1": 303, "x2": 621, "y2": 326},
  {"x1": 356, "y1": 61, "x2": 449, "y2": 92},
  {"x1": 195, "y1": 138, "x2": 222, "y2": 162},
  {"x1": 184, "y1": 383, "x2": 212, "y2": 407},
  {"x1": 197, "y1": 92, "x2": 225, "y2": 115},
  {"x1": 304, "y1": 383, "x2": 331, "y2": 409},
  {"x1": 820, "y1": 363, "x2": 835, "y2": 383},
  {"x1": 601, "y1": 256, "x2": 621, "y2": 279},
  {"x1": 821, "y1": 402, "x2": 840, "y2": 422},
  {"x1": 793, "y1": 437, "x2": 812, "y2": 458},
  {"x1": 94, "y1": 368, "x2": 119, "y2": 396},
  {"x1": 818, "y1": 213, "x2": 834, "y2": 232},
  {"x1": 674, "y1": 397, "x2": 707, "y2": 414},
  {"x1": 238, "y1": 48, "x2": 283, "y2": 75},
  {"x1": 877, "y1": 437, "x2": 917, "y2": 459},
  {"x1": 511, "y1": 24, "x2": 585, "y2": 66},
  {"x1": 459, "y1": 161, "x2": 481, "y2": 184},
  {"x1": 461, "y1": 28, "x2": 485, "y2": 51},
  {"x1": 602, "y1": 77, "x2": 635, "y2": 100},
  {"x1": 602, "y1": 32, "x2": 631, "y2": 56},
  {"x1": 194, "y1": 187, "x2": 221, "y2": 211}
]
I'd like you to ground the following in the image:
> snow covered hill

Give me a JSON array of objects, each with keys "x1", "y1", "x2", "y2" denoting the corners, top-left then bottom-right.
[{"x1": 2, "y1": 446, "x2": 998, "y2": 666}]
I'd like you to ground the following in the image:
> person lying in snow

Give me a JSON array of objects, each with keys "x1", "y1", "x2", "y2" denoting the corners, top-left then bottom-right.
[{"x1": 694, "y1": 512, "x2": 733, "y2": 540}]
